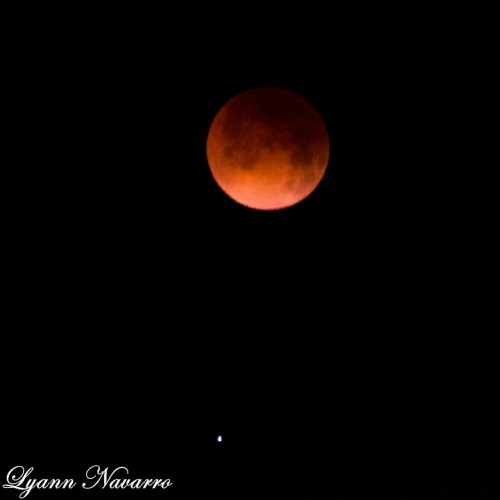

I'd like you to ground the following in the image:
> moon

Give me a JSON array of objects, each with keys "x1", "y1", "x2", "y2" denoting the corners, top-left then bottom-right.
[{"x1": 206, "y1": 88, "x2": 330, "y2": 210}]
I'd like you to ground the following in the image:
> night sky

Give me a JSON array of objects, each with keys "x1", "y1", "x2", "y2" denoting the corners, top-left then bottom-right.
[{"x1": 2, "y1": 3, "x2": 498, "y2": 499}]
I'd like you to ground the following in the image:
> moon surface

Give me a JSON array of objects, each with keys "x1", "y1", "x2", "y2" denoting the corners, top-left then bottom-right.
[{"x1": 206, "y1": 88, "x2": 330, "y2": 210}]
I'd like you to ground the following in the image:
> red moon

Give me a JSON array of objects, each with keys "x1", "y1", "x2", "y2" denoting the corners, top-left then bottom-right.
[{"x1": 206, "y1": 88, "x2": 330, "y2": 210}]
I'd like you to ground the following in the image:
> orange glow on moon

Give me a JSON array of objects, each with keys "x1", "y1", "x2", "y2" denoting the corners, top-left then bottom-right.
[{"x1": 206, "y1": 88, "x2": 330, "y2": 210}]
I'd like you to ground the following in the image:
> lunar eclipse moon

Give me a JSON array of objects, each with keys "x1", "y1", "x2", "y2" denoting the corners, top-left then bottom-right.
[{"x1": 206, "y1": 88, "x2": 330, "y2": 210}]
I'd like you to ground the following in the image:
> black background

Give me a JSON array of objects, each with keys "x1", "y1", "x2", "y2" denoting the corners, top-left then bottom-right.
[{"x1": 2, "y1": 2, "x2": 498, "y2": 499}]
